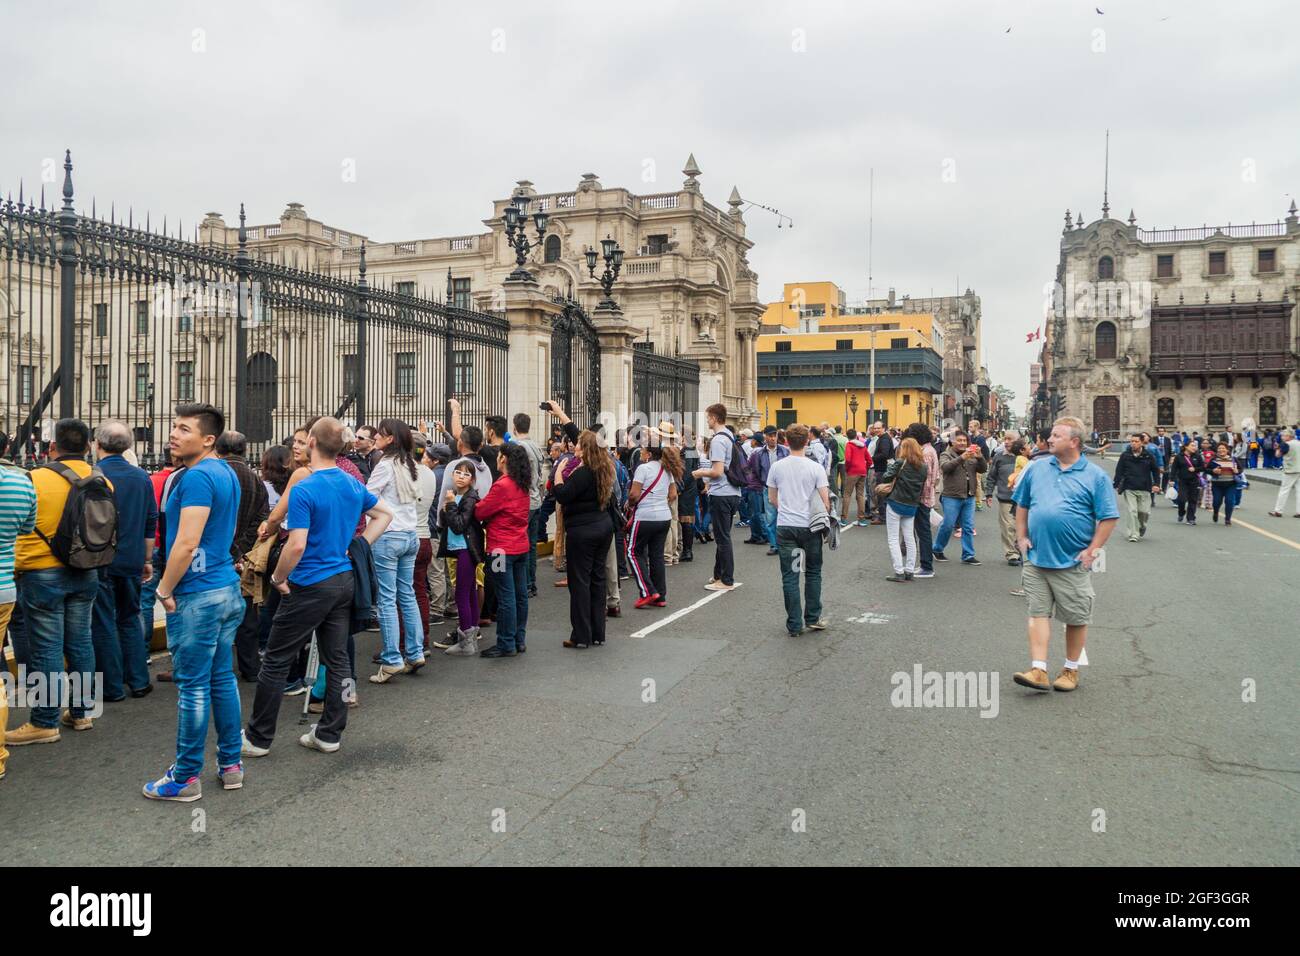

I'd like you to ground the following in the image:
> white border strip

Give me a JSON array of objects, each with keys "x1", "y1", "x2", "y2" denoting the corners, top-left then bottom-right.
[{"x1": 629, "y1": 583, "x2": 743, "y2": 638}]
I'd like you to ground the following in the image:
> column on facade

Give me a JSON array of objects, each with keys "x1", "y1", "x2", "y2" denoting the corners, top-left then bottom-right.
[
  {"x1": 502, "y1": 275, "x2": 563, "y2": 421},
  {"x1": 590, "y1": 300, "x2": 637, "y2": 436}
]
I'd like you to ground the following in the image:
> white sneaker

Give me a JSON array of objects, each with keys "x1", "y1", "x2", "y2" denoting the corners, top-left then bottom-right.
[
  {"x1": 704, "y1": 581, "x2": 737, "y2": 592},
  {"x1": 444, "y1": 629, "x2": 479, "y2": 656},
  {"x1": 240, "y1": 730, "x2": 270, "y2": 758},
  {"x1": 298, "y1": 725, "x2": 340, "y2": 753}
]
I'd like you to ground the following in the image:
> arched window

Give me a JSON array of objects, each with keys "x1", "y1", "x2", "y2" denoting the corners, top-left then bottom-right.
[
  {"x1": 1095, "y1": 321, "x2": 1117, "y2": 360},
  {"x1": 543, "y1": 234, "x2": 561, "y2": 263},
  {"x1": 1259, "y1": 396, "x2": 1278, "y2": 426},
  {"x1": 1207, "y1": 397, "x2": 1226, "y2": 428},
  {"x1": 1157, "y1": 398, "x2": 1175, "y2": 427},
  {"x1": 1098, "y1": 255, "x2": 1114, "y2": 279}
]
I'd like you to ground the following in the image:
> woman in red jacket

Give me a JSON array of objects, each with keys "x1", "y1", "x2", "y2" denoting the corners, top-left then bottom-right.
[
  {"x1": 841, "y1": 430, "x2": 874, "y2": 528},
  {"x1": 473, "y1": 443, "x2": 533, "y2": 658}
]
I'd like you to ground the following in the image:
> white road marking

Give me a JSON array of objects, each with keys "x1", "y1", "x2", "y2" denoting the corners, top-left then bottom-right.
[{"x1": 629, "y1": 583, "x2": 743, "y2": 638}]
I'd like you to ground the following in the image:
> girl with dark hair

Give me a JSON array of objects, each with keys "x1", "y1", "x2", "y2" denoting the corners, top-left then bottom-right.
[
  {"x1": 368, "y1": 418, "x2": 425, "y2": 681},
  {"x1": 472, "y1": 443, "x2": 533, "y2": 656},
  {"x1": 1209, "y1": 441, "x2": 1239, "y2": 525},
  {"x1": 439, "y1": 461, "x2": 485, "y2": 654},
  {"x1": 552, "y1": 430, "x2": 616, "y2": 648},
  {"x1": 1173, "y1": 439, "x2": 1204, "y2": 526},
  {"x1": 627, "y1": 444, "x2": 681, "y2": 608},
  {"x1": 259, "y1": 445, "x2": 293, "y2": 508},
  {"x1": 879, "y1": 437, "x2": 928, "y2": 582}
]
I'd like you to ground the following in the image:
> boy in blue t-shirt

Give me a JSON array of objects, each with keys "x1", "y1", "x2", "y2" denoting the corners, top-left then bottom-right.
[
  {"x1": 243, "y1": 417, "x2": 391, "y2": 758},
  {"x1": 144, "y1": 404, "x2": 245, "y2": 803}
]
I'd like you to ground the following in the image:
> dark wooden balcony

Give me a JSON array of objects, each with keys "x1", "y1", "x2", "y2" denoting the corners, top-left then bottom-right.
[{"x1": 1147, "y1": 298, "x2": 1295, "y2": 388}]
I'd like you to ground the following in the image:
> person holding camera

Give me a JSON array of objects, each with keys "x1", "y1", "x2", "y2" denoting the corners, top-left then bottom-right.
[{"x1": 932, "y1": 430, "x2": 988, "y2": 565}]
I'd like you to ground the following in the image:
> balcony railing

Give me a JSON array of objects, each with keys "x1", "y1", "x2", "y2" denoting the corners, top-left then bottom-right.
[
  {"x1": 1148, "y1": 350, "x2": 1295, "y2": 373},
  {"x1": 1136, "y1": 222, "x2": 1287, "y2": 244},
  {"x1": 640, "y1": 193, "x2": 679, "y2": 210}
]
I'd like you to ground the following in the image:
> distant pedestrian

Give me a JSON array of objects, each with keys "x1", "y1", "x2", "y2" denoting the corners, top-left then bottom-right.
[
  {"x1": 1172, "y1": 439, "x2": 1204, "y2": 525},
  {"x1": 1112, "y1": 433, "x2": 1161, "y2": 542},
  {"x1": 1268, "y1": 428, "x2": 1300, "y2": 517},
  {"x1": 879, "y1": 437, "x2": 928, "y2": 583},
  {"x1": 767, "y1": 424, "x2": 830, "y2": 636}
]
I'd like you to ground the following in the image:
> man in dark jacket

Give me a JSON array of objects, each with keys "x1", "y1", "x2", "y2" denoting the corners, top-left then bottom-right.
[
  {"x1": 217, "y1": 430, "x2": 270, "y2": 681},
  {"x1": 933, "y1": 430, "x2": 987, "y2": 564},
  {"x1": 745, "y1": 427, "x2": 789, "y2": 553},
  {"x1": 90, "y1": 421, "x2": 159, "y2": 701},
  {"x1": 869, "y1": 422, "x2": 895, "y2": 524},
  {"x1": 1113, "y1": 433, "x2": 1161, "y2": 543}
]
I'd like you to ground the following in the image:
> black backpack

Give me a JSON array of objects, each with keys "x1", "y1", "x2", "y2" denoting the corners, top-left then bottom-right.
[
  {"x1": 35, "y1": 461, "x2": 119, "y2": 570},
  {"x1": 717, "y1": 432, "x2": 748, "y2": 489}
]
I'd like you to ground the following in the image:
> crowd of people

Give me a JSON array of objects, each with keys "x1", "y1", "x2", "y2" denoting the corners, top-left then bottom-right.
[{"x1": 0, "y1": 394, "x2": 1294, "y2": 800}]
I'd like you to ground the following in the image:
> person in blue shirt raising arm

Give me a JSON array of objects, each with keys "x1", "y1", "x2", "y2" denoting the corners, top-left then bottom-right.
[{"x1": 1010, "y1": 416, "x2": 1119, "y2": 694}]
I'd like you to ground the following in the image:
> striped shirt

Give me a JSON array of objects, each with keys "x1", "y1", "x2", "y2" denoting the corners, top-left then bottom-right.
[{"x1": 0, "y1": 463, "x2": 38, "y2": 603}]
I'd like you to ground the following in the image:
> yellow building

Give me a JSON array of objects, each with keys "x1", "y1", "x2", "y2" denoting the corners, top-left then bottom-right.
[{"x1": 757, "y1": 282, "x2": 944, "y2": 430}]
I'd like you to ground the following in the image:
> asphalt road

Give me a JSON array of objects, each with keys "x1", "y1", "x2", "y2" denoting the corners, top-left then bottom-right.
[{"x1": 4, "y1": 462, "x2": 1297, "y2": 866}]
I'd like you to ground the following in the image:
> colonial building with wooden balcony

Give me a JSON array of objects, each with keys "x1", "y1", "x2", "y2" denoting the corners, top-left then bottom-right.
[{"x1": 1047, "y1": 198, "x2": 1299, "y2": 437}]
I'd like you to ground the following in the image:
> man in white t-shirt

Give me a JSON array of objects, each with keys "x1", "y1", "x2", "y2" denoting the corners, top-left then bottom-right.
[
  {"x1": 767, "y1": 424, "x2": 830, "y2": 637},
  {"x1": 1269, "y1": 427, "x2": 1300, "y2": 517},
  {"x1": 691, "y1": 403, "x2": 742, "y2": 591}
]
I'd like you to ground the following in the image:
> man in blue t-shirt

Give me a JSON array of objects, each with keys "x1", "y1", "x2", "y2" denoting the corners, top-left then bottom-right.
[
  {"x1": 243, "y1": 417, "x2": 392, "y2": 757},
  {"x1": 1009, "y1": 416, "x2": 1119, "y2": 695},
  {"x1": 144, "y1": 403, "x2": 245, "y2": 803}
]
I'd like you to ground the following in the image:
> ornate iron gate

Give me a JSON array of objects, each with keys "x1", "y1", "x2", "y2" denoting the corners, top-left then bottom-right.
[
  {"x1": 0, "y1": 151, "x2": 509, "y2": 467},
  {"x1": 632, "y1": 343, "x2": 700, "y2": 432},
  {"x1": 551, "y1": 296, "x2": 600, "y2": 428}
]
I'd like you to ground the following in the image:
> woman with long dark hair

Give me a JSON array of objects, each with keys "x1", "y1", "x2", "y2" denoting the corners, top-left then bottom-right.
[
  {"x1": 259, "y1": 445, "x2": 293, "y2": 508},
  {"x1": 552, "y1": 430, "x2": 615, "y2": 648},
  {"x1": 1173, "y1": 438, "x2": 1204, "y2": 526},
  {"x1": 367, "y1": 418, "x2": 425, "y2": 681},
  {"x1": 627, "y1": 443, "x2": 681, "y2": 608},
  {"x1": 473, "y1": 443, "x2": 533, "y2": 656}
]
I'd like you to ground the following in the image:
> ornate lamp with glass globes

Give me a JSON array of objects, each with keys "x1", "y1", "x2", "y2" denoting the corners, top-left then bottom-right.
[
  {"x1": 585, "y1": 235, "x2": 624, "y2": 309},
  {"x1": 503, "y1": 194, "x2": 550, "y2": 281}
]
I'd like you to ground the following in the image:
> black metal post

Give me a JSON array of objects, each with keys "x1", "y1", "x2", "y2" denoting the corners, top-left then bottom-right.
[
  {"x1": 57, "y1": 149, "x2": 77, "y2": 419},
  {"x1": 234, "y1": 203, "x2": 249, "y2": 434},
  {"x1": 444, "y1": 268, "x2": 455, "y2": 409},
  {"x1": 355, "y1": 242, "x2": 369, "y2": 426}
]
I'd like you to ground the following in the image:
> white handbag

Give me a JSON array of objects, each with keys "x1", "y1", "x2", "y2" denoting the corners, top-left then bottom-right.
[{"x1": 1163, "y1": 485, "x2": 1179, "y2": 502}]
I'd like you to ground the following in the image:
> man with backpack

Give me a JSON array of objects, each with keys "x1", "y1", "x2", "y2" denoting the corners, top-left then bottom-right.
[
  {"x1": 90, "y1": 421, "x2": 158, "y2": 702},
  {"x1": 9, "y1": 419, "x2": 113, "y2": 746},
  {"x1": 691, "y1": 404, "x2": 744, "y2": 592}
]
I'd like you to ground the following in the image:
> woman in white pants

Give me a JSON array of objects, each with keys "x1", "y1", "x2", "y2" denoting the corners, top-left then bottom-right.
[{"x1": 878, "y1": 437, "x2": 930, "y2": 583}]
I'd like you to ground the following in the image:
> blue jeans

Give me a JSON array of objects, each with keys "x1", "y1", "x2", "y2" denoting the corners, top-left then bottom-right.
[
  {"x1": 18, "y1": 567, "x2": 99, "y2": 728},
  {"x1": 139, "y1": 545, "x2": 163, "y2": 649},
  {"x1": 776, "y1": 526, "x2": 823, "y2": 633},
  {"x1": 696, "y1": 496, "x2": 712, "y2": 534},
  {"x1": 764, "y1": 497, "x2": 778, "y2": 548},
  {"x1": 743, "y1": 489, "x2": 768, "y2": 541},
  {"x1": 526, "y1": 508, "x2": 545, "y2": 591},
  {"x1": 374, "y1": 530, "x2": 423, "y2": 666},
  {"x1": 934, "y1": 495, "x2": 976, "y2": 560},
  {"x1": 166, "y1": 582, "x2": 244, "y2": 779},
  {"x1": 92, "y1": 569, "x2": 149, "y2": 699},
  {"x1": 489, "y1": 553, "x2": 529, "y2": 651}
]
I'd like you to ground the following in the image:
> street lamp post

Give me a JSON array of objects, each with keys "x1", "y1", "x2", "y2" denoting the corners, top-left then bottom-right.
[
  {"x1": 585, "y1": 235, "x2": 624, "y2": 308},
  {"x1": 849, "y1": 393, "x2": 859, "y2": 432},
  {"x1": 503, "y1": 194, "x2": 550, "y2": 282}
]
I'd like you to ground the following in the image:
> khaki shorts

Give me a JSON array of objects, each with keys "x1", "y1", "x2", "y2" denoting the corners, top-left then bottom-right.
[{"x1": 1022, "y1": 563, "x2": 1095, "y2": 626}]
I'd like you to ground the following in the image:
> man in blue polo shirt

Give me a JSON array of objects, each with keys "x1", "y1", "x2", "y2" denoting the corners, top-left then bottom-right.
[
  {"x1": 1010, "y1": 416, "x2": 1118, "y2": 694},
  {"x1": 242, "y1": 417, "x2": 391, "y2": 757}
]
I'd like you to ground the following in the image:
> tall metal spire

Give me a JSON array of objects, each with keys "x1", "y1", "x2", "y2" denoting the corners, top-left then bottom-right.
[{"x1": 1102, "y1": 129, "x2": 1110, "y2": 219}]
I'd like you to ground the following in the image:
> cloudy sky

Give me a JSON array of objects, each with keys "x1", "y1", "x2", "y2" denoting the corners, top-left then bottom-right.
[{"x1": 4, "y1": 0, "x2": 1297, "y2": 407}]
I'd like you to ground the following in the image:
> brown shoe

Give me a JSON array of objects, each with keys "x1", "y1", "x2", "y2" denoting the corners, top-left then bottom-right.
[
  {"x1": 307, "y1": 700, "x2": 324, "y2": 714},
  {"x1": 1012, "y1": 667, "x2": 1051, "y2": 692},
  {"x1": 607, "y1": 605, "x2": 621, "y2": 618},
  {"x1": 1052, "y1": 668, "x2": 1080, "y2": 692},
  {"x1": 555, "y1": 579, "x2": 568, "y2": 587},
  {"x1": 5, "y1": 722, "x2": 61, "y2": 746},
  {"x1": 60, "y1": 710, "x2": 93, "y2": 732}
]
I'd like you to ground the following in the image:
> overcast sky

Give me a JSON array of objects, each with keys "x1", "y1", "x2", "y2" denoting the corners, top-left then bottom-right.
[{"x1": 4, "y1": 0, "x2": 1298, "y2": 408}]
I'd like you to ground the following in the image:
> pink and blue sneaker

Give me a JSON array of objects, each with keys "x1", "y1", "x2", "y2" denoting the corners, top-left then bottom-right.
[
  {"x1": 218, "y1": 761, "x2": 245, "y2": 790},
  {"x1": 142, "y1": 766, "x2": 202, "y2": 802}
]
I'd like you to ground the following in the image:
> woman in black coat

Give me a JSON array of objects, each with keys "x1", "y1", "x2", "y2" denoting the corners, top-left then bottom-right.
[
  {"x1": 1171, "y1": 439, "x2": 1204, "y2": 526},
  {"x1": 551, "y1": 429, "x2": 616, "y2": 648}
]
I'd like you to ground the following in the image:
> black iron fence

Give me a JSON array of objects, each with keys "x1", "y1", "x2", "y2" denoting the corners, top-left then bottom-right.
[
  {"x1": 0, "y1": 152, "x2": 508, "y2": 468},
  {"x1": 632, "y1": 342, "x2": 699, "y2": 430},
  {"x1": 550, "y1": 296, "x2": 601, "y2": 429}
]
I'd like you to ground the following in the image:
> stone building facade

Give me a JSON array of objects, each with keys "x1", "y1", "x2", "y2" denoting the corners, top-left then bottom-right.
[
  {"x1": 199, "y1": 155, "x2": 764, "y2": 426},
  {"x1": 1047, "y1": 201, "x2": 1300, "y2": 437}
]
